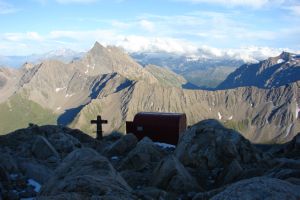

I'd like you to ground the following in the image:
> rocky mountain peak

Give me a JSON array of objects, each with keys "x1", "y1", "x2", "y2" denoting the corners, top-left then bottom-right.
[
  {"x1": 278, "y1": 51, "x2": 293, "y2": 61},
  {"x1": 89, "y1": 41, "x2": 107, "y2": 55},
  {"x1": 21, "y1": 62, "x2": 36, "y2": 71}
]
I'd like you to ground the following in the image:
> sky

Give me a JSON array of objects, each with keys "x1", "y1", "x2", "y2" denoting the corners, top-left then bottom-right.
[{"x1": 0, "y1": 0, "x2": 300, "y2": 56}]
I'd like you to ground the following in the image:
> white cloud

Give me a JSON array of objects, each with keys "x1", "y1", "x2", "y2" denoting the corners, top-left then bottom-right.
[
  {"x1": 3, "y1": 32, "x2": 43, "y2": 42},
  {"x1": 0, "y1": 0, "x2": 18, "y2": 14},
  {"x1": 116, "y1": 35, "x2": 198, "y2": 54},
  {"x1": 1, "y1": 28, "x2": 299, "y2": 62},
  {"x1": 56, "y1": 0, "x2": 98, "y2": 4},
  {"x1": 284, "y1": 4, "x2": 300, "y2": 16},
  {"x1": 139, "y1": 20, "x2": 155, "y2": 32},
  {"x1": 111, "y1": 20, "x2": 131, "y2": 29},
  {"x1": 175, "y1": 0, "x2": 284, "y2": 8}
]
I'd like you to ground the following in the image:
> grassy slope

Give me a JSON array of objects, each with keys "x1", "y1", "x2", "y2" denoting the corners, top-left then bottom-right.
[
  {"x1": 182, "y1": 67, "x2": 236, "y2": 88},
  {"x1": 145, "y1": 65, "x2": 186, "y2": 88},
  {"x1": 0, "y1": 94, "x2": 57, "y2": 135},
  {"x1": 223, "y1": 119, "x2": 250, "y2": 133}
]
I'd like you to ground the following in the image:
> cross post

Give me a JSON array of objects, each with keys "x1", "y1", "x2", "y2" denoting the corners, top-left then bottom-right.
[{"x1": 91, "y1": 115, "x2": 108, "y2": 140}]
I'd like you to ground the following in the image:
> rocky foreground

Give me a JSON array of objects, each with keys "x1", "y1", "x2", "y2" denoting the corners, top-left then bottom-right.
[{"x1": 0, "y1": 119, "x2": 299, "y2": 200}]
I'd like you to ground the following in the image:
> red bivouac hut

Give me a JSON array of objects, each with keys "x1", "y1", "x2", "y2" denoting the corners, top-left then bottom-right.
[{"x1": 126, "y1": 112, "x2": 187, "y2": 145}]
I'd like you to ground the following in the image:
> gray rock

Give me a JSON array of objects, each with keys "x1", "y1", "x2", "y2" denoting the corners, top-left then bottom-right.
[
  {"x1": 31, "y1": 136, "x2": 60, "y2": 161},
  {"x1": 0, "y1": 152, "x2": 19, "y2": 173},
  {"x1": 175, "y1": 120, "x2": 261, "y2": 186},
  {"x1": 266, "y1": 158, "x2": 300, "y2": 180},
  {"x1": 219, "y1": 159, "x2": 243, "y2": 185},
  {"x1": 152, "y1": 155, "x2": 202, "y2": 194},
  {"x1": 0, "y1": 182, "x2": 4, "y2": 200},
  {"x1": 0, "y1": 165, "x2": 10, "y2": 183},
  {"x1": 37, "y1": 193, "x2": 84, "y2": 200},
  {"x1": 119, "y1": 137, "x2": 162, "y2": 171},
  {"x1": 104, "y1": 133, "x2": 138, "y2": 157},
  {"x1": 47, "y1": 132, "x2": 81, "y2": 157},
  {"x1": 120, "y1": 170, "x2": 150, "y2": 188},
  {"x1": 133, "y1": 187, "x2": 169, "y2": 200},
  {"x1": 211, "y1": 177, "x2": 300, "y2": 200},
  {"x1": 192, "y1": 187, "x2": 226, "y2": 200},
  {"x1": 40, "y1": 148, "x2": 134, "y2": 199},
  {"x1": 285, "y1": 177, "x2": 300, "y2": 185},
  {"x1": 19, "y1": 160, "x2": 54, "y2": 184}
]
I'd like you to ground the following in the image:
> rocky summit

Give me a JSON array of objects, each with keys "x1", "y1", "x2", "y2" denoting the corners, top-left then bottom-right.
[{"x1": 0, "y1": 120, "x2": 299, "y2": 200}]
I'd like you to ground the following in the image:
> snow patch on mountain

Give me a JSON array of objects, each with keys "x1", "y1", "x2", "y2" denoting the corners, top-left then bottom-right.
[
  {"x1": 218, "y1": 112, "x2": 222, "y2": 120},
  {"x1": 277, "y1": 59, "x2": 285, "y2": 64},
  {"x1": 55, "y1": 87, "x2": 66, "y2": 92},
  {"x1": 296, "y1": 103, "x2": 300, "y2": 119}
]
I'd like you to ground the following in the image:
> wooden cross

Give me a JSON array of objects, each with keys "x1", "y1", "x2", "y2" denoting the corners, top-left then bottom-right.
[{"x1": 91, "y1": 115, "x2": 108, "y2": 140}]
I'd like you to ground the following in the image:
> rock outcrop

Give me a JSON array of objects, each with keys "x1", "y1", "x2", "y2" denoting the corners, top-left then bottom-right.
[
  {"x1": 40, "y1": 148, "x2": 134, "y2": 199},
  {"x1": 208, "y1": 177, "x2": 300, "y2": 200},
  {"x1": 175, "y1": 119, "x2": 265, "y2": 189},
  {"x1": 0, "y1": 116, "x2": 299, "y2": 199},
  {"x1": 151, "y1": 155, "x2": 202, "y2": 193}
]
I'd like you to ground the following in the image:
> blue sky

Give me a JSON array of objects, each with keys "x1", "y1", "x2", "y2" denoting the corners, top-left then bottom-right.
[{"x1": 0, "y1": 0, "x2": 300, "y2": 55}]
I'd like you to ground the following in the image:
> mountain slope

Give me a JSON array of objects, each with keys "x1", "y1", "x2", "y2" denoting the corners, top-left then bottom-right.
[
  {"x1": 0, "y1": 94, "x2": 57, "y2": 134},
  {"x1": 71, "y1": 80, "x2": 300, "y2": 144},
  {"x1": 0, "y1": 67, "x2": 21, "y2": 103},
  {"x1": 0, "y1": 43, "x2": 299, "y2": 144},
  {"x1": 218, "y1": 52, "x2": 300, "y2": 89},
  {"x1": 144, "y1": 64, "x2": 188, "y2": 88}
]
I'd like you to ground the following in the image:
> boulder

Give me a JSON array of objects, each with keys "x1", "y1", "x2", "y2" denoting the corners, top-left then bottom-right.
[
  {"x1": 266, "y1": 158, "x2": 300, "y2": 180},
  {"x1": 0, "y1": 152, "x2": 19, "y2": 173},
  {"x1": 175, "y1": 119, "x2": 261, "y2": 186},
  {"x1": 104, "y1": 133, "x2": 138, "y2": 157},
  {"x1": 119, "y1": 137, "x2": 163, "y2": 171},
  {"x1": 36, "y1": 193, "x2": 84, "y2": 200},
  {"x1": 210, "y1": 177, "x2": 300, "y2": 200},
  {"x1": 218, "y1": 159, "x2": 243, "y2": 185},
  {"x1": 175, "y1": 120, "x2": 260, "y2": 169},
  {"x1": 19, "y1": 160, "x2": 54, "y2": 184},
  {"x1": 31, "y1": 136, "x2": 60, "y2": 161},
  {"x1": 192, "y1": 187, "x2": 226, "y2": 200},
  {"x1": 0, "y1": 165, "x2": 10, "y2": 183},
  {"x1": 285, "y1": 177, "x2": 300, "y2": 185},
  {"x1": 40, "y1": 148, "x2": 134, "y2": 199},
  {"x1": 152, "y1": 155, "x2": 202, "y2": 194},
  {"x1": 133, "y1": 187, "x2": 170, "y2": 200},
  {"x1": 120, "y1": 170, "x2": 150, "y2": 189},
  {"x1": 47, "y1": 132, "x2": 81, "y2": 157}
]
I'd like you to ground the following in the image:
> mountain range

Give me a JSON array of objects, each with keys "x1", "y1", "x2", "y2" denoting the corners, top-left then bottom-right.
[
  {"x1": 0, "y1": 49, "x2": 83, "y2": 68},
  {"x1": 1, "y1": 46, "x2": 291, "y2": 89},
  {"x1": 0, "y1": 42, "x2": 299, "y2": 144},
  {"x1": 218, "y1": 52, "x2": 300, "y2": 89}
]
